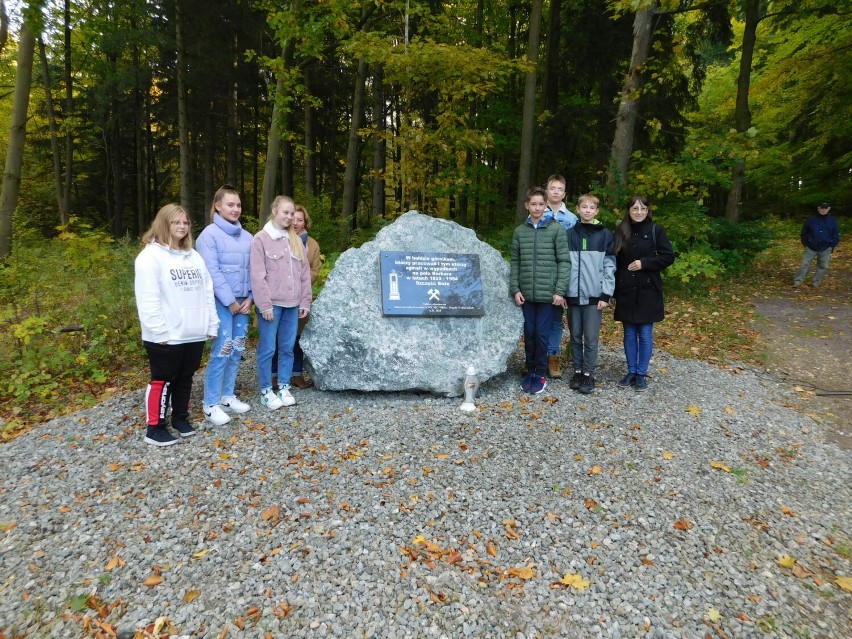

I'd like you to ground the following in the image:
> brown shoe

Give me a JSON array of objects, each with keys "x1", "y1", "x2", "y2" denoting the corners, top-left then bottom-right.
[
  {"x1": 290, "y1": 375, "x2": 312, "y2": 389},
  {"x1": 547, "y1": 355, "x2": 562, "y2": 378}
]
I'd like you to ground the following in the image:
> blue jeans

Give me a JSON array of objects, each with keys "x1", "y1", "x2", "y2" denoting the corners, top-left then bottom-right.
[
  {"x1": 203, "y1": 300, "x2": 250, "y2": 407},
  {"x1": 569, "y1": 304, "x2": 602, "y2": 375},
  {"x1": 547, "y1": 306, "x2": 565, "y2": 356},
  {"x1": 256, "y1": 306, "x2": 299, "y2": 392},
  {"x1": 623, "y1": 322, "x2": 654, "y2": 376},
  {"x1": 522, "y1": 302, "x2": 555, "y2": 376},
  {"x1": 794, "y1": 247, "x2": 832, "y2": 285}
]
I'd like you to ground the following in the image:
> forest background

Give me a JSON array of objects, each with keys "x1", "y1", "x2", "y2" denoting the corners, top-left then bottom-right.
[{"x1": 0, "y1": 0, "x2": 849, "y2": 436}]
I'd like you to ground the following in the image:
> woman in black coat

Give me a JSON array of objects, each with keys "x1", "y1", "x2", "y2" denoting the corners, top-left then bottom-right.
[{"x1": 612, "y1": 196, "x2": 675, "y2": 391}]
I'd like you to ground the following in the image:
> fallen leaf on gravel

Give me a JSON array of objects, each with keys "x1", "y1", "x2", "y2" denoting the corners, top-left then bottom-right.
[
  {"x1": 183, "y1": 590, "x2": 201, "y2": 603},
  {"x1": 430, "y1": 591, "x2": 448, "y2": 603},
  {"x1": 486, "y1": 541, "x2": 498, "y2": 557},
  {"x1": 791, "y1": 564, "x2": 811, "y2": 578},
  {"x1": 585, "y1": 499, "x2": 598, "y2": 510},
  {"x1": 261, "y1": 505, "x2": 281, "y2": 522},
  {"x1": 710, "y1": 461, "x2": 731, "y2": 472},
  {"x1": 143, "y1": 575, "x2": 163, "y2": 587},
  {"x1": 273, "y1": 602, "x2": 292, "y2": 618},
  {"x1": 192, "y1": 548, "x2": 213, "y2": 559},
  {"x1": 836, "y1": 576, "x2": 852, "y2": 592},
  {"x1": 507, "y1": 565, "x2": 535, "y2": 580},
  {"x1": 777, "y1": 555, "x2": 796, "y2": 568},
  {"x1": 780, "y1": 506, "x2": 796, "y2": 517},
  {"x1": 587, "y1": 466, "x2": 602, "y2": 476},
  {"x1": 707, "y1": 608, "x2": 721, "y2": 622},
  {"x1": 662, "y1": 451, "x2": 674, "y2": 460},
  {"x1": 104, "y1": 556, "x2": 125, "y2": 570},
  {"x1": 686, "y1": 404, "x2": 701, "y2": 416},
  {"x1": 674, "y1": 518, "x2": 693, "y2": 531},
  {"x1": 559, "y1": 573, "x2": 590, "y2": 589},
  {"x1": 108, "y1": 463, "x2": 122, "y2": 471},
  {"x1": 641, "y1": 557, "x2": 654, "y2": 566},
  {"x1": 0, "y1": 521, "x2": 17, "y2": 532}
]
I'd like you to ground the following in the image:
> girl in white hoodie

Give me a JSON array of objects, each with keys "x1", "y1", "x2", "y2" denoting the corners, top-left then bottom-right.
[
  {"x1": 135, "y1": 204, "x2": 218, "y2": 446},
  {"x1": 250, "y1": 196, "x2": 312, "y2": 410}
]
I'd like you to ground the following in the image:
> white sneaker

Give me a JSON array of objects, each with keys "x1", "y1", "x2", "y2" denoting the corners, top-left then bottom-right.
[
  {"x1": 261, "y1": 389, "x2": 284, "y2": 410},
  {"x1": 203, "y1": 404, "x2": 231, "y2": 426},
  {"x1": 220, "y1": 395, "x2": 250, "y2": 414},
  {"x1": 277, "y1": 387, "x2": 296, "y2": 407}
]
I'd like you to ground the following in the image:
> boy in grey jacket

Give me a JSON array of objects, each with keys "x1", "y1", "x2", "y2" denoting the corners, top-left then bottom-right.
[{"x1": 565, "y1": 194, "x2": 615, "y2": 394}]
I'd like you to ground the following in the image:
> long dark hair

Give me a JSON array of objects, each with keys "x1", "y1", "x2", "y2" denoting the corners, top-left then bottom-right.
[{"x1": 614, "y1": 195, "x2": 652, "y2": 254}]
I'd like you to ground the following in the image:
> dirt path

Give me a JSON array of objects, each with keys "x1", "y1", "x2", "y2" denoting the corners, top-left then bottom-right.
[{"x1": 752, "y1": 246, "x2": 852, "y2": 450}]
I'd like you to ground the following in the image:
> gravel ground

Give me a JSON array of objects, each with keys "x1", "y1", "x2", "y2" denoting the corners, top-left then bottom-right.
[{"x1": 1, "y1": 346, "x2": 850, "y2": 639}]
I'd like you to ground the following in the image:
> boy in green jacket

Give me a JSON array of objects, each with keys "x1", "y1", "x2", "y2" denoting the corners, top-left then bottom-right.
[{"x1": 510, "y1": 186, "x2": 570, "y2": 394}]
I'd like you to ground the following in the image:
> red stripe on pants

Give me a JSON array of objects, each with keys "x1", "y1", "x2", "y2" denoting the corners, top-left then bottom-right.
[{"x1": 145, "y1": 380, "x2": 170, "y2": 425}]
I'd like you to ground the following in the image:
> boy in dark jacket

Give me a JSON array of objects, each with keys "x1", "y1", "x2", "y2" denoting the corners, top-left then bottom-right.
[
  {"x1": 794, "y1": 202, "x2": 840, "y2": 288},
  {"x1": 565, "y1": 194, "x2": 615, "y2": 394},
  {"x1": 510, "y1": 187, "x2": 569, "y2": 394}
]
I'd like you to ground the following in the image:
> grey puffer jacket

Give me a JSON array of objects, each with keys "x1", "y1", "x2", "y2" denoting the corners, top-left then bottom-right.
[{"x1": 510, "y1": 216, "x2": 570, "y2": 303}]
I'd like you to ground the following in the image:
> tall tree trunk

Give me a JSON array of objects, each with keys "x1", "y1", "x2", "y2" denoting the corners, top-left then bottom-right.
[
  {"x1": 342, "y1": 58, "x2": 368, "y2": 231},
  {"x1": 175, "y1": 0, "x2": 190, "y2": 210},
  {"x1": 226, "y1": 31, "x2": 238, "y2": 186},
  {"x1": 38, "y1": 36, "x2": 70, "y2": 225},
  {"x1": 514, "y1": 0, "x2": 544, "y2": 221},
  {"x1": 260, "y1": 44, "x2": 291, "y2": 217},
  {"x1": 607, "y1": 6, "x2": 654, "y2": 189},
  {"x1": 0, "y1": 18, "x2": 36, "y2": 259},
  {"x1": 131, "y1": 21, "x2": 146, "y2": 234},
  {"x1": 371, "y1": 64, "x2": 385, "y2": 220},
  {"x1": 0, "y1": 0, "x2": 8, "y2": 52},
  {"x1": 203, "y1": 105, "x2": 214, "y2": 208},
  {"x1": 110, "y1": 115, "x2": 124, "y2": 237},
  {"x1": 303, "y1": 67, "x2": 315, "y2": 200},
  {"x1": 543, "y1": 0, "x2": 561, "y2": 116},
  {"x1": 724, "y1": 0, "x2": 759, "y2": 223},
  {"x1": 62, "y1": 0, "x2": 72, "y2": 212},
  {"x1": 281, "y1": 109, "x2": 294, "y2": 197}
]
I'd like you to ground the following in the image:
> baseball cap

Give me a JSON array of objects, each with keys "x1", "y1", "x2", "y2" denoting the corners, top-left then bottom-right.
[{"x1": 819, "y1": 202, "x2": 831, "y2": 208}]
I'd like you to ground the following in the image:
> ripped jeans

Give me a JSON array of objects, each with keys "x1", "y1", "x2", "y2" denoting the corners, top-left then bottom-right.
[{"x1": 203, "y1": 299, "x2": 250, "y2": 407}]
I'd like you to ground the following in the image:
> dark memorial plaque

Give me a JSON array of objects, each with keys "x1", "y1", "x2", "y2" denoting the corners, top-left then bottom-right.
[{"x1": 380, "y1": 251, "x2": 485, "y2": 317}]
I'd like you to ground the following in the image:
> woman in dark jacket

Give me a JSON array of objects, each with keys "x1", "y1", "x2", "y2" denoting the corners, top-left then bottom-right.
[{"x1": 613, "y1": 196, "x2": 675, "y2": 391}]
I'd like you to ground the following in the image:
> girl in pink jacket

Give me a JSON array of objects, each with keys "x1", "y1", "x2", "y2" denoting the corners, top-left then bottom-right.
[{"x1": 250, "y1": 196, "x2": 312, "y2": 410}]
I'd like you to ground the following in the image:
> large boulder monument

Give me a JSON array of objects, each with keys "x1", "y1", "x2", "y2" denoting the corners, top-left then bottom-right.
[{"x1": 301, "y1": 211, "x2": 523, "y2": 395}]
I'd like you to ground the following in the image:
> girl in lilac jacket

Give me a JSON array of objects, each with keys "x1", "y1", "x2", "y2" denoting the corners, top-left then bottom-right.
[
  {"x1": 196, "y1": 185, "x2": 254, "y2": 426},
  {"x1": 250, "y1": 195, "x2": 312, "y2": 410}
]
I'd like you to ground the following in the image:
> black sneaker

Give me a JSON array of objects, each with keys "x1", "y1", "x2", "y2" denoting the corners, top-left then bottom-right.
[
  {"x1": 618, "y1": 373, "x2": 636, "y2": 388},
  {"x1": 173, "y1": 421, "x2": 196, "y2": 438},
  {"x1": 634, "y1": 375, "x2": 648, "y2": 392},
  {"x1": 145, "y1": 426, "x2": 178, "y2": 447},
  {"x1": 578, "y1": 374, "x2": 596, "y2": 395},
  {"x1": 569, "y1": 370, "x2": 584, "y2": 390},
  {"x1": 521, "y1": 372, "x2": 534, "y2": 392}
]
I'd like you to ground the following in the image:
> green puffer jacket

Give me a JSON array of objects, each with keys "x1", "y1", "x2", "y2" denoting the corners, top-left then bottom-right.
[{"x1": 510, "y1": 216, "x2": 570, "y2": 303}]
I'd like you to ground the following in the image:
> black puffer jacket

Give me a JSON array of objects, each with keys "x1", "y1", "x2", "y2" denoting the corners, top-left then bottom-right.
[{"x1": 613, "y1": 220, "x2": 675, "y2": 324}]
